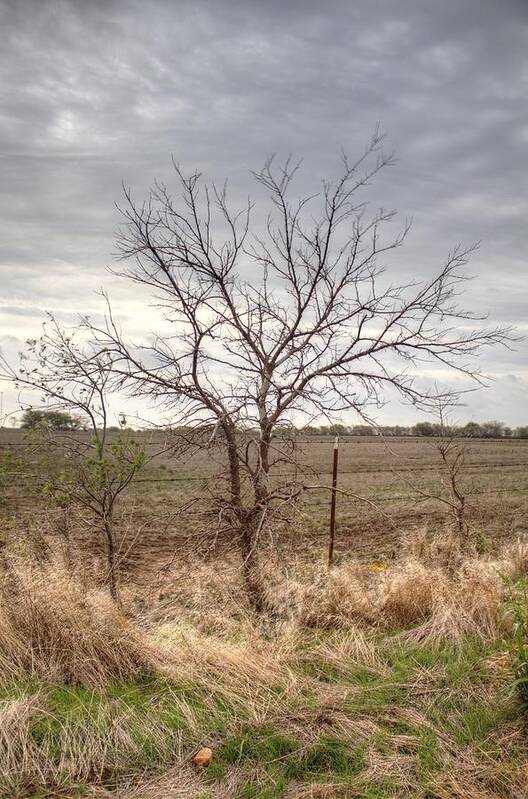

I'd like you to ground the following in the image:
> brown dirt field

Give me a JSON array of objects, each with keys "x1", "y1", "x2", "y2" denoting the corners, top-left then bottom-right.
[{"x1": 1, "y1": 429, "x2": 528, "y2": 589}]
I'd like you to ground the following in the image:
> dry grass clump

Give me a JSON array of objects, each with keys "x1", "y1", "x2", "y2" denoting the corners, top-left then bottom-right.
[
  {"x1": 299, "y1": 561, "x2": 377, "y2": 629},
  {"x1": 378, "y1": 559, "x2": 438, "y2": 627},
  {"x1": 402, "y1": 526, "x2": 467, "y2": 570},
  {"x1": 148, "y1": 553, "x2": 252, "y2": 636},
  {"x1": 0, "y1": 694, "x2": 45, "y2": 787},
  {"x1": 301, "y1": 627, "x2": 387, "y2": 678},
  {"x1": 134, "y1": 532, "x2": 509, "y2": 648},
  {"x1": 401, "y1": 559, "x2": 503, "y2": 645},
  {"x1": 284, "y1": 783, "x2": 353, "y2": 798},
  {"x1": 0, "y1": 559, "x2": 162, "y2": 688},
  {"x1": 109, "y1": 765, "x2": 208, "y2": 798},
  {"x1": 150, "y1": 547, "x2": 507, "y2": 648},
  {"x1": 361, "y1": 749, "x2": 415, "y2": 787},
  {"x1": 155, "y1": 621, "x2": 298, "y2": 712},
  {"x1": 262, "y1": 564, "x2": 306, "y2": 621},
  {"x1": 294, "y1": 551, "x2": 504, "y2": 644},
  {"x1": 429, "y1": 739, "x2": 528, "y2": 799},
  {"x1": 279, "y1": 702, "x2": 382, "y2": 750},
  {"x1": 110, "y1": 763, "x2": 258, "y2": 799},
  {"x1": 497, "y1": 538, "x2": 528, "y2": 579}
]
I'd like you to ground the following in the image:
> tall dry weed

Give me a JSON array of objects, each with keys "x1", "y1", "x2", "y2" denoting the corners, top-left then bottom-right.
[{"x1": 400, "y1": 559, "x2": 503, "y2": 645}]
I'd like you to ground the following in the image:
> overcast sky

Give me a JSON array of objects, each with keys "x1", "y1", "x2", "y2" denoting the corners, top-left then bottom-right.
[{"x1": 0, "y1": 0, "x2": 527, "y2": 426}]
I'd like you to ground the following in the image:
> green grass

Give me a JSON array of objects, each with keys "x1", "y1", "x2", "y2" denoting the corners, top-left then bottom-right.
[{"x1": 0, "y1": 631, "x2": 524, "y2": 798}]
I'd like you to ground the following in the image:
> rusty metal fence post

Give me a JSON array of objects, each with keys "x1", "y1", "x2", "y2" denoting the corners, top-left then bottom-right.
[{"x1": 327, "y1": 435, "x2": 339, "y2": 568}]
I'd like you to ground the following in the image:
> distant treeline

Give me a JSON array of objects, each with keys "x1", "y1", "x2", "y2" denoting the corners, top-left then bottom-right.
[
  {"x1": 301, "y1": 421, "x2": 528, "y2": 439},
  {"x1": 9, "y1": 409, "x2": 528, "y2": 440}
]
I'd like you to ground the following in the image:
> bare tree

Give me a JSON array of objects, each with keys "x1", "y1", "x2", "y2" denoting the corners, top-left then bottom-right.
[
  {"x1": 386, "y1": 395, "x2": 482, "y2": 560},
  {"x1": 435, "y1": 431, "x2": 470, "y2": 546},
  {"x1": 91, "y1": 132, "x2": 512, "y2": 611},
  {"x1": 0, "y1": 317, "x2": 145, "y2": 602},
  {"x1": 415, "y1": 403, "x2": 475, "y2": 553}
]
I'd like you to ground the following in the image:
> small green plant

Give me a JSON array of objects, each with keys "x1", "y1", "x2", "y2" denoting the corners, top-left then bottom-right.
[
  {"x1": 504, "y1": 578, "x2": 528, "y2": 706},
  {"x1": 37, "y1": 424, "x2": 146, "y2": 603}
]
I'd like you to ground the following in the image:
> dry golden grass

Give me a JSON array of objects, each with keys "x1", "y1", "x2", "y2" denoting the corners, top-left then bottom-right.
[
  {"x1": 498, "y1": 539, "x2": 528, "y2": 579},
  {"x1": 299, "y1": 627, "x2": 387, "y2": 679},
  {"x1": 283, "y1": 784, "x2": 354, "y2": 798},
  {"x1": 291, "y1": 550, "x2": 504, "y2": 644},
  {"x1": 0, "y1": 539, "x2": 507, "y2": 699},
  {"x1": 401, "y1": 526, "x2": 465, "y2": 570},
  {"x1": 298, "y1": 561, "x2": 377, "y2": 629},
  {"x1": 0, "y1": 695, "x2": 45, "y2": 787},
  {"x1": 378, "y1": 559, "x2": 437, "y2": 626},
  {"x1": 0, "y1": 557, "x2": 163, "y2": 688},
  {"x1": 156, "y1": 622, "x2": 299, "y2": 717},
  {"x1": 0, "y1": 690, "x2": 185, "y2": 796},
  {"x1": 400, "y1": 559, "x2": 503, "y2": 645},
  {"x1": 108, "y1": 764, "x2": 255, "y2": 799},
  {"x1": 0, "y1": 539, "x2": 524, "y2": 798},
  {"x1": 429, "y1": 743, "x2": 528, "y2": 799}
]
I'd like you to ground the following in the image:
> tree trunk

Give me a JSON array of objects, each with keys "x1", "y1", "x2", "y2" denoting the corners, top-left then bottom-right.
[
  {"x1": 223, "y1": 421, "x2": 268, "y2": 613},
  {"x1": 240, "y1": 515, "x2": 266, "y2": 614},
  {"x1": 102, "y1": 514, "x2": 120, "y2": 606},
  {"x1": 57, "y1": 506, "x2": 73, "y2": 573}
]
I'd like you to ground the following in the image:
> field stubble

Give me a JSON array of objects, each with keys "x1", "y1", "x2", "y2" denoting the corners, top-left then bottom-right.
[{"x1": 4, "y1": 431, "x2": 528, "y2": 576}]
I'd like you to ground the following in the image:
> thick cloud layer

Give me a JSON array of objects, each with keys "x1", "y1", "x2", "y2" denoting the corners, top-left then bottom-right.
[{"x1": 0, "y1": 0, "x2": 526, "y2": 425}]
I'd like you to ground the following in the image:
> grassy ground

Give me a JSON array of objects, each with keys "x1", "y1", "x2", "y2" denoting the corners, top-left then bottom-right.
[
  {"x1": 1, "y1": 627, "x2": 526, "y2": 798},
  {"x1": 0, "y1": 545, "x2": 527, "y2": 798},
  {"x1": 2, "y1": 432, "x2": 528, "y2": 797}
]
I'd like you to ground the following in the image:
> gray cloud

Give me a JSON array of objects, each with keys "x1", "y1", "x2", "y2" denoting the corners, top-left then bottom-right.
[{"x1": 0, "y1": 0, "x2": 527, "y2": 423}]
